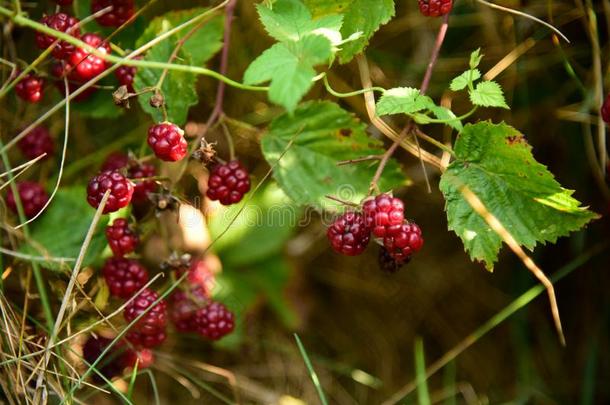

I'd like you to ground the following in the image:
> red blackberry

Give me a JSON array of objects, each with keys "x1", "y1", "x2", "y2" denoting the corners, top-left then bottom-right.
[
  {"x1": 601, "y1": 93, "x2": 610, "y2": 123},
  {"x1": 122, "y1": 348, "x2": 154, "y2": 369},
  {"x1": 169, "y1": 287, "x2": 208, "y2": 332},
  {"x1": 124, "y1": 288, "x2": 167, "y2": 337},
  {"x1": 383, "y1": 222, "x2": 424, "y2": 262},
  {"x1": 102, "y1": 257, "x2": 148, "y2": 298},
  {"x1": 82, "y1": 335, "x2": 126, "y2": 381},
  {"x1": 86, "y1": 170, "x2": 134, "y2": 214},
  {"x1": 6, "y1": 181, "x2": 49, "y2": 219},
  {"x1": 193, "y1": 301, "x2": 235, "y2": 341},
  {"x1": 147, "y1": 123, "x2": 187, "y2": 162},
  {"x1": 15, "y1": 73, "x2": 44, "y2": 103},
  {"x1": 327, "y1": 211, "x2": 370, "y2": 256},
  {"x1": 206, "y1": 160, "x2": 251, "y2": 205},
  {"x1": 51, "y1": 62, "x2": 96, "y2": 102},
  {"x1": 101, "y1": 152, "x2": 128, "y2": 171},
  {"x1": 378, "y1": 246, "x2": 409, "y2": 273},
  {"x1": 128, "y1": 162, "x2": 156, "y2": 203},
  {"x1": 418, "y1": 0, "x2": 453, "y2": 17},
  {"x1": 362, "y1": 194, "x2": 404, "y2": 238},
  {"x1": 105, "y1": 218, "x2": 139, "y2": 257},
  {"x1": 18, "y1": 126, "x2": 54, "y2": 160},
  {"x1": 115, "y1": 62, "x2": 138, "y2": 92},
  {"x1": 36, "y1": 13, "x2": 81, "y2": 60},
  {"x1": 125, "y1": 329, "x2": 166, "y2": 348},
  {"x1": 92, "y1": 0, "x2": 135, "y2": 27},
  {"x1": 67, "y1": 33, "x2": 111, "y2": 82}
]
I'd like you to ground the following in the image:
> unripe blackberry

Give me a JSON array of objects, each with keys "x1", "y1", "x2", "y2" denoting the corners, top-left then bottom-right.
[
  {"x1": 36, "y1": 13, "x2": 81, "y2": 60},
  {"x1": 15, "y1": 73, "x2": 44, "y2": 103},
  {"x1": 86, "y1": 170, "x2": 134, "y2": 214},
  {"x1": 128, "y1": 162, "x2": 156, "y2": 203},
  {"x1": 67, "y1": 33, "x2": 111, "y2": 82},
  {"x1": 362, "y1": 194, "x2": 405, "y2": 238},
  {"x1": 327, "y1": 211, "x2": 370, "y2": 256},
  {"x1": 92, "y1": 0, "x2": 136, "y2": 27},
  {"x1": 102, "y1": 257, "x2": 148, "y2": 299},
  {"x1": 105, "y1": 218, "x2": 138, "y2": 257},
  {"x1": 147, "y1": 122, "x2": 187, "y2": 162},
  {"x1": 383, "y1": 222, "x2": 424, "y2": 262},
  {"x1": 124, "y1": 289, "x2": 167, "y2": 347},
  {"x1": 418, "y1": 0, "x2": 453, "y2": 17},
  {"x1": 18, "y1": 126, "x2": 54, "y2": 160},
  {"x1": 6, "y1": 181, "x2": 49, "y2": 219},
  {"x1": 206, "y1": 160, "x2": 251, "y2": 205},
  {"x1": 193, "y1": 301, "x2": 235, "y2": 341}
]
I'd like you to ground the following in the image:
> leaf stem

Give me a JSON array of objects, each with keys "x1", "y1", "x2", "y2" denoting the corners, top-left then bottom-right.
[{"x1": 322, "y1": 74, "x2": 385, "y2": 98}]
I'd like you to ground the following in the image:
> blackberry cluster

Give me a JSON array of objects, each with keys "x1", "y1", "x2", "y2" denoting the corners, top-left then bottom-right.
[
  {"x1": 124, "y1": 289, "x2": 168, "y2": 348},
  {"x1": 15, "y1": 73, "x2": 44, "y2": 103},
  {"x1": 18, "y1": 126, "x2": 54, "y2": 160},
  {"x1": 6, "y1": 182, "x2": 49, "y2": 219},
  {"x1": 86, "y1": 170, "x2": 134, "y2": 213},
  {"x1": 327, "y1": 193, "x2": 424, "y2": 267},
  {"x1": 102, "y1": 257, "x2": 148, "y2": 299},
  {"x1": 147, "y1": 123, "x2": 188, "y2": 162},
  {"x1": 418, "y1": 0, "x2": 453, "y2": 17},
  {"x1": 105, "y1": 218, "x2": 139, "y2": 257}
]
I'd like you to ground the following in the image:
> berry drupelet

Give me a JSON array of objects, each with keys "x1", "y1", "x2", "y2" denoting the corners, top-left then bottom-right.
[
  {"x1": 36, "y1": 13, "x2": 81, "y2": 60},
  {"x1": 87, "y1": 170, "x2": 134, "y2": 214},
  {"x1": 18, "y1": 126, "x2": 54, "y2": 160},
  {"x1": 15, "y1": 73, "x2": 45, "y2": 103},
  {"x1": 193, "y1": 301, "x2": 235, "y2": 340},
  {"x1": 327, "y1": 211, "x2": 370, "y2": 256},
  {"x1": 6, "y1": 182, "x2": 49, "y2": 219},
  {"x1": 206, "y1": 160, "x2": 251, "y2": 205},
  {"x1": 147, "y1": 123, "x2": 187, "y2": 162}
]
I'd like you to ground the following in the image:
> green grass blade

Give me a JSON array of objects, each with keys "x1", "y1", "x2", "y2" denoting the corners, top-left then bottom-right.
[
  {"x1": 294, "y1": 333, "x2": 329, "y2": 405},
  {"x1": 414, "y1": 338, "x2": 431, "y2": 405}
]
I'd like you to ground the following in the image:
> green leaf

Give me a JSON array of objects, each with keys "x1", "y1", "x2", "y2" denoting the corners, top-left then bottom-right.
[
  {"x1": 133, "y1": 8, "x2": 224, "y2": 125},
  {"x1": 429, "y1": 105, "x2": 463, "y2": 131},
  {"x1": 376, "y1": 87, "x2": 435, "y2": 116},
  {"x1": 208, "y1": 183, "x2": 299, "y2": 268},
  {"x1": 468, "y1": 81, "x2": 509, "y2": 109},
  {"x1": 304, "y1": 0, "x2": 395, "y2": 63},
  {"x1": 244, "y1": 35, "x2": 332, "y2": 111},
  {"x1": 439, "y1": 122, "x2": 598, "y2": 269},
  {"x1": 262, "y1": 101, "x2": 407, "y2": 210},
  {"x1": 449, "y1": 68, "x2": 481, "y2": 92},
  {"x1": 21, "y1": 188, "x2": 109, "y2": 271},
  {"x1": 469, "y1": 48, "x2": 482, "y2": 69}
]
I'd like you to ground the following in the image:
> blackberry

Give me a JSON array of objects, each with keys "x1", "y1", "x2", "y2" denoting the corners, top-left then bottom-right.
[
  {"x1": 105, "y1": 218, "x2": 139, "y2": 257},
  {"x1": 206, "y1": 160, "x2": 251, "y2": 205},
  {"x1": 15, "y1": 73, "x2": 44, "y2": 103},
  {"x1": 87, "y1": 170, "x2": 134, "y2": 214},
  {"x1": 147, "y1": 122, "x2": 187, "y2": 162},
  {"x1": 6, "y1": 181, "x2": 48, "y2": 219},
  {"x1": 36, "y1": 13, "x2": 81, "y2": 60},
  {"x1": 92, "y1": 0, "x2": 136, "y2": 27},
  {"x1": 125, "y1": 329, "x2": 166, "y2": 348},
  {"x1": 383, "y1": 222, "x2": 424, "y2": 262},
  {"x1": 327, "y1": 211, "x2": 370, "y2": 256},
  {"x1": 101, "y1": 152, "x2": 128, "y2": 171},
  {"x1": 82, "y1": 335, "x2": 126, "y2": 381},
  {"x1": 418, "y1": 0, "x2": 453, "y2": 17},
  {"x1": 193, "y1": 301, "x2": 235, "y2": 341},
  {"x1": 115, "y1": 63, "x2": 138, "y2": 92},
  {"x1": 51, "y1": 62, "x2": 96, "y2": 102},
  {"x1": 169, "y1": 287, "x2": 208, "y2": 333},
  {"x1": 18, "y1": 126, "x2": 54, "y2": 161},
  {"x1": 102, "y1": 257, "x2": 148, "y2": 298},
  {"x1": 378, "y1": 246, "x2": 409, "y2": 273},
  {"x1": 124, "y1": 288, "x2": 167, "y2": 340},
  {"x1": 362, "y1": 194, "x2": 405, "y2": 238},
  {"x1": 67, "y1": 33, "x2": 111, "y2": 82},
  {"x1": 128, "y1": 162, "x2": 156, "y2": 203}
]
